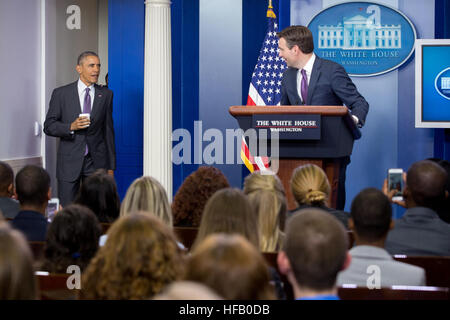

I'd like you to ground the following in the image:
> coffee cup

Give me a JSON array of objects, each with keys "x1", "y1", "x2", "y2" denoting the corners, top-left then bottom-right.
[{"x1": 79, "y1": 113, "x2": 91, "y2": 127}]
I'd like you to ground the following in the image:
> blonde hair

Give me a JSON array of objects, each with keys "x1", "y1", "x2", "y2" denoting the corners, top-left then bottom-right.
[
  {"x1": 80, "y1": 213, "x2": 183, "y2": 299},
  {"x1": 120, "y1": 176, "x2": 173, "y2": 227},
  {"x1": 0, "y1": 223, "x2": 37, "y2": 299},
  {"x1": 192, "y1": 188, "x2": 259, "y2": 250},
  {"x1": 243, "y1": 171, "x2": 286, "y2": 252},
  {"x1": 291, "y1": 164, "x2": 330, "y2": 206}
]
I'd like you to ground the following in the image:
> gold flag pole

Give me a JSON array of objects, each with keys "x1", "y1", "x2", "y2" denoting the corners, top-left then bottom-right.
[{"x1": 267, "y1": 0, "x2": 276, "y2": 18}]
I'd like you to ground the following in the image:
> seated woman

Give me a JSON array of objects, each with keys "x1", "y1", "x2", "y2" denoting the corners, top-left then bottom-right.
[
  {"x1": 80, "y1": 213, "x2": 184, "y2": 300},
  {"x1": 192, "y1": 188, "x2": 286, "y2": 299},
  {"x1": 192, "y1": 188, "x2": 258, "y2": 250},
  {"x1": 290, "y1": 164, "x2": 349, "y2": 228},
  {"x1": 172, "y1": 166, "x2": 230, "y2": 227},
  {"x1": 184, "y1": 234, "x2": 275, "y2": 300},
  {"x1": 74, "y1": 169, "x2": 120, "y2": 223},
  {"x1": 243, "y1": 171, "x2": 286, "y2": 252},
  {"x1": 0, "y1": 222, "x2": 37, "y2": 299},
  {"x1": 40, "y1": 204, "x2": 102, "y2": 273},
  {"x1": 120, "y1": 176, "x2": 172, "y2": 226},
  {"x1": 99, "y1": 176, "x2": 177, "y2": 247}
]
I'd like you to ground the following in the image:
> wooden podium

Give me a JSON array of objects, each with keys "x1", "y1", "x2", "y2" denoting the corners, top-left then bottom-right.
[{"x1": 229, "y1": 106, "x2": 361, "y2": 210}]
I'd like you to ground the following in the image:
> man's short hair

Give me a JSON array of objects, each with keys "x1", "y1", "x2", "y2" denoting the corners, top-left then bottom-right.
[
  {"x1": 351, "y1": 188, "x2": 392, "y2": 242},
  {"x1": 15, "y1": 165, "x2": 50, "y2": 207},
  {"x1": 0, "y1": 161, "x2": 14, "y2": 193},
  {"x1": 277, "y1": 25, "x2": 314, "y2": 54},
  {"x1": 284, "y1": 208, "x2": 348, "y2": 290},
  {"x1": 407, "y1": 160, "x2": 447, "y2": 210},
  {"x1": 77, "y1": 51, "x2": 99, "y2": 66}
]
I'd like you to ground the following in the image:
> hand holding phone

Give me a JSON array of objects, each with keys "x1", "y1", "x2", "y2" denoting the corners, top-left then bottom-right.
[
  {"x1": 45, "y1": 198, "x2": 60, "y2": 222},
  {"x1": 388, "y1": 169, "x2": 404, "y2": 201}
]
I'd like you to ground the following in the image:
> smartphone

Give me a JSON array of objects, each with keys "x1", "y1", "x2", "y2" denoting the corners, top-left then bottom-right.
[
  {"x1": 45, "y1": 198, "x2": 59, "y2": 222},
  {"x1": 388, "y1": 169, "x2": 403, "y2": 201}
]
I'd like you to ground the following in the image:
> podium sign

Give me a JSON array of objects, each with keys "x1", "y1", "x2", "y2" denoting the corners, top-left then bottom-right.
[{"x1": 252, "y1": 114, "x2": 321, "y2": 140}]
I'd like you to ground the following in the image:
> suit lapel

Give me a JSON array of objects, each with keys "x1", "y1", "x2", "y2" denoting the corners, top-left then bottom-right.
[
  {"x1": 307, "y1": 57, "x2": 322, "y2": 105},
  {"x1": 90, "y1": 84, "x2": 103, "y2": 120},
  {"x1": 287, "y1": 68, "x2": 302, "y2": 105},
  {"x1": 71, "y1": 81, "x2": 82, "y2": 117}
]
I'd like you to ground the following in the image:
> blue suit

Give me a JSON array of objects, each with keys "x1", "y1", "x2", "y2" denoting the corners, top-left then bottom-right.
[
  {"x1": 280, "y1": 56, "x2": 369, "y2": 124},
  {"x1": 280, "y1": 56, "x2": 369, "y2": 209}
]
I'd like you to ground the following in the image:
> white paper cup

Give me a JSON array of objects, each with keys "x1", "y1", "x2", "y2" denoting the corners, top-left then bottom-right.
[{"x1": 79, "y1": 113, "x2": 90, "y2": 127}]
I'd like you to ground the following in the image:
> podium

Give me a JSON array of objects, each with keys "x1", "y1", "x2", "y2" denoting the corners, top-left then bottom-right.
[{"x1": 229, "y1": 106, "x2": 361, "y2": 210}]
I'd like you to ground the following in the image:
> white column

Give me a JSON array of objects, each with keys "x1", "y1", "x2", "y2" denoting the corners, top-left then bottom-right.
[{"x1": 143, "y1": 0, "x2": 172, "y2": 201}]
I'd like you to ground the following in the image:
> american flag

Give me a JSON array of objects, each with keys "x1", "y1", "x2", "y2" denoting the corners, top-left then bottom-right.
[
  {"x1": 247, "y1": 12, "x2": 287, "y2": 106},
  {"x1": 242, "y1": 5, "x2": 286, "y2": 173}
]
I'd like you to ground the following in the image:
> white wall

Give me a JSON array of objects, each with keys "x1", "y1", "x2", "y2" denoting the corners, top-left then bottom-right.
[{"x1": 0, "y1": 1, "x2": 42, "y2": 161}]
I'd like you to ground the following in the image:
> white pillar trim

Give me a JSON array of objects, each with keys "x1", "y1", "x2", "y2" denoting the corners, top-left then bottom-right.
[{"x1": 143, "y1": 0, "x2": 173, "y2": 201}]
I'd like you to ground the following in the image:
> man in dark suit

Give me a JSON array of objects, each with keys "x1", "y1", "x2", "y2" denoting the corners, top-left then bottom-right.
[
  {"x1": 277, "y1": 26, "x2": 369, "y2": 210},
  {"x1": 384, "y1": 160, "x2": 450, "y2": 256},
  {"x1": 44, "y1": 51, "x2": 115, "y2": 207},
  {"x1": 11, "y1": 165, "x2": 50, "y2": 242}
]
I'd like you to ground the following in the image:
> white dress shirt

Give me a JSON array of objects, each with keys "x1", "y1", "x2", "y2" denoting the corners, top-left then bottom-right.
[
  {"x1": 296, "y1": 53, "x2": 316, "y2": 103},
  {"x1": 77, "y1": 79, "x2": 95, "y2": 113},
  {"x1": 296, "y1": 54, "x2": 359, "y2": 125}
]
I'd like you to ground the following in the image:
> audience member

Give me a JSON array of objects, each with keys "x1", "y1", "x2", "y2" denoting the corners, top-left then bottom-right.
[
  {"x1": 172, "y1": 166, "x2": 230, "y2": 227},
  {"x1": 0, "y1": 223, "x2": 37, "y2": 299},
  {"x1": 120, "y1": 176, "x2": 172, "y2": 226},
  {"x1": 290, "y1": 164, "x2": 349, "y2": 228},
  {"x1": 11, "y1": 165, "x2": 50, "y2": 241},
  {"x1": 243, "y1": 170, "x2": 286, "y2": 252},
  {"x1": 0, "y1": 161, "x2": 20, "y2": 219},
  {"x1": 184, "y1": 234, "x2": 275, "y2": 300},
  {"x1": 40, "y1": 204, "x2": 102, "y2": 273},
  {"x1": 74, "y1": 169, "x2": 120, "y2": 223},
  {"x1": 153, "y1": 281, "x2": 223, "y2": 300},
  {"x1": 337, "y1": 188, "x2": 425, "y2": 287},
  {"x1": 384, "y1": 160, "x2": 450, "y2": 256},
  {"x1": 192, "y1": 188, "x2": 258, "y2": 249},
  {"x1": 277, "y1": 208, "x2": 350, "y2": 300},
  {"x1": 99, "y1": 176, "x2": 174, "y2": 247},
  {"x1": 80, "y1": 213, "x2": 184, "y2": 299},
  {"x1": 428, "y1": 158, "x2": 450, "y2": 224}
]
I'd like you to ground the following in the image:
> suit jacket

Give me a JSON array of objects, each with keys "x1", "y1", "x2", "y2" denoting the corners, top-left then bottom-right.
[
  {"x1": 44, "y1": 81, "x2": 116, "y2": 182},
  {"x1": 385, "y1": 207, "x2": 450, "y2": 256},
  {"x1": 337, "y1": 245, "x2": 426, "y2": 287},
  {"x1": 280, "y1": 56, "x2": 369, "y2": 126},
  {"x1": 11, "y1": 210, "x2": 49, "y2": 242}
]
